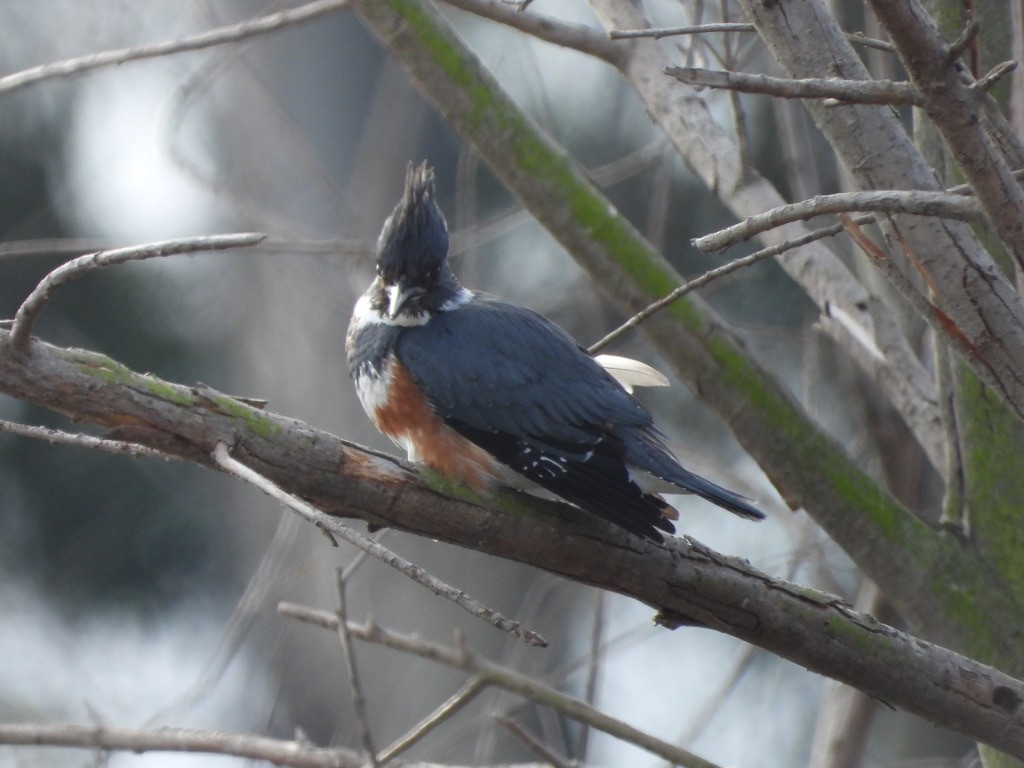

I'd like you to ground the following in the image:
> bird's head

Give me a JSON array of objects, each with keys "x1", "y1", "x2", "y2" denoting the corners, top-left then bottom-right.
[{"x1": 372, "y1": 162, "x2": 461, "y2": 321}]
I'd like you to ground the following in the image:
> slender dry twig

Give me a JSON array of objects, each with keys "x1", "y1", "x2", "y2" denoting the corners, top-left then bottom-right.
[
  {"x1": 0, "y1": 238, "x2": 116, "y2": 260},
  {"x1": 341, "y1": 532, "x2": 383, "y2": 581},
  {"x1": 665, "y1": 67, "x2": 921, "y2": 106},
  {"x1": 718, "y1": 3, "x2": 751, "y2": 177},
  {"x1": 936, "y1": 340, "x2": 969, "y2": 536},
  {"x1": 279, "y1": 602, "x2": 725, "y2": 768},
  {"x1": 578, "y1": 590, "x2": 606, "y2": 762},
  {"x1": 333, "y1": 570, "x2": 379, "y2": 766},
  {"x1": 612, "y1": 21, "x2": 755, "y2": 39},
  {"x1": 610, "y1": 23, "x2": 895, "y2": 51},
  {"x1": 971, "y1": 60, "x2": 1018, "y2": 93},
  {"x1": 0, "y1": 419, "x2": 176, "y2": 461},
  {"x1": 377, "y1": 677, "x2": 487, "y2": 763},
  {"x1": 0, "y1": 722, "x2": 360, "y2": 768},
  {"x1": 7, "y1": 234, "x2": 267, "y2": 352},
  {"x1": 0, "y1": 237, "x2": 368, "y2": 261},
  {"x1": 946, "y1": 18, "x2": 981, "y2": 62},
  {"x1": 496, "y1": 717, "x2": 575, "y2": 768},
  {"x1": 212, "y1": 443, "x2": 548, "y2": 648},
  {"x1": 694, "y1": 190, "x2": 980, "y2": 253},
  {"x1": 587, "y1": 217, "x2": 867, "y2": 354},
  {"x1": 0, "y1": 0, "x2": 351, "y2": 95}
]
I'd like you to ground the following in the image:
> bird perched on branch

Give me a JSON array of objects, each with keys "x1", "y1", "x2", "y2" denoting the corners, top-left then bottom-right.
[{"x1": 346, "y1": 162, "x2": 762, "y2": 542}]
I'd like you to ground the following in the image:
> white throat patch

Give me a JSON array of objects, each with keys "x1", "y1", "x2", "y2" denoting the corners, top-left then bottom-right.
[
  {"x1": 350, "y1": 286, "x2": 474, "y2": 330},
  {"x1": 350, "y1": 291, "x2": 430, "y2": 329}
]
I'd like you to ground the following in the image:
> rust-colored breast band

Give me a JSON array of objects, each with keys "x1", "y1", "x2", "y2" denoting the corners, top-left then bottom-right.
[{"x1": 374, "y1": 360, "x2": 499, "y2": 491}]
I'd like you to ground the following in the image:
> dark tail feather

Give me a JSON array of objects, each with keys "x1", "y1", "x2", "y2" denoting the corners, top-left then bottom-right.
[
  {"x1": 680, "y1": 471, "x2": 764, "y2": 520},
  {"x1": 623, "y1": 429, "x2": 764, "y2": 521}
]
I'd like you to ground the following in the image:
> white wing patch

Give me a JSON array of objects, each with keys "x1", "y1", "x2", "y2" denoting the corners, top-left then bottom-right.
[{"x1": 595, "y1": 354, "x2": 669, "y2": 393}]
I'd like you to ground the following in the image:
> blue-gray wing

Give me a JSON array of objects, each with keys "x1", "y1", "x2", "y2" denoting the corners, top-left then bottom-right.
[
  {"x1": 395, "y1": 296, "x2": 760, "y2": 540},
  {"x1": 395, "y1": 296, "x2": 652, "y2": 444},
  {"x1": 397, "y1": 296, "x2": 678, "y2": 540}
]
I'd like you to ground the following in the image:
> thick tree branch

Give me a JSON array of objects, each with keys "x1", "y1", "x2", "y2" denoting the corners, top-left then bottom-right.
[{"x1": 0, "y1": 332, "x2": 1022, "y2": 756}]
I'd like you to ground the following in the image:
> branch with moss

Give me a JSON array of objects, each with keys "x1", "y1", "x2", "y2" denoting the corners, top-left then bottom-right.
[{"x1": 0, "y1": 330, "x2": 1023, "y2": 754}]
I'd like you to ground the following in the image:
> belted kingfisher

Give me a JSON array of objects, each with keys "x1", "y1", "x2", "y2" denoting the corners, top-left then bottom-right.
[{"x1": 346, "y1": 162, "x2": 763, "y2": 542}]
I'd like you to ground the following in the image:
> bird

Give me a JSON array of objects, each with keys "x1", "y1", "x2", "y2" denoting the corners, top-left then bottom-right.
[{"x1": 346, "y1": 162, "x2": 763, "y2": 542}]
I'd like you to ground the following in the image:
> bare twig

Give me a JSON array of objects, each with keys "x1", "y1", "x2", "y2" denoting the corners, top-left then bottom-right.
[
  {"x1": 212, "y1": 443, "x2": 548, "y2": 648},
  {"x1": 718, "y1": 3, "x2": 751, "y2": 177},
  {"x1": 0, "y1": 722, "x2": 360, "y2": 768},
  {"x1": 496, "y1": 717, "x2": 575, "y2": 768},
  {"x1": 612, "y1": 21, "x2": 755, "y2": 39},
  {"x1": 578, "y1": 590, "x2": 606, "y2": 761},
  {"x1": 937, "y1": 341, "x2": 969, "y2": 536},
  {"x1": 610, "y1": 23, "x2": 895, "y2": 51},
  {"x1": 341, "y1": 532, "x2": 383, "y2": 581},
  {"x1": 946, "y1": 17, "x2": 981, "y2": 62},
  {"x1": 0, "y1": 419, "x2": 177, "y2": 461},
  {"x1": 7, "y1": 234, "x2": 266, "y2": 352},
  {"x1": 0, "y1": 238, "x2": 116, "y2": 260},
  {"x1": 665, "y1": 67, "x2": 921, "y2": 106},
  {"x1": 279, "y1": 602, "x2": 724, "y2": 768},
  {"x1": 333, "y1": 570, "x2": 379, "y2": 766},
  {"x1": 377, "y1": 677, "x2": 486, "y2": 763},
  {"x1": 0, "y1": 237, "x2": 368, "y2": 261},
  {"x1": 694, "y1": 190, "x2": 980, "y2": 253},
  {"x1": 0, "y1": 0, "x2": 351, "y2": 95},
  {"x1": 971, "y1": 60, "x2": 1018, "y2": 93},
  {"x1": 587, "y1": 217, "x2": 867, "y2": 354}
]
